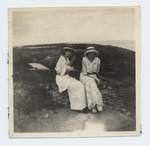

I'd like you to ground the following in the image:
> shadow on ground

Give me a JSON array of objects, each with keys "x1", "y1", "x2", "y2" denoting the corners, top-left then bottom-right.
[{"x1": 14, "y1": 105, "x2": 135, "y2": 133}]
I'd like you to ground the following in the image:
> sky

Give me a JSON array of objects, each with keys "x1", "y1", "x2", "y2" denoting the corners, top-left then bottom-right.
[{"x1": 12, "y1": 7, "x2": 135, "y2": 46}]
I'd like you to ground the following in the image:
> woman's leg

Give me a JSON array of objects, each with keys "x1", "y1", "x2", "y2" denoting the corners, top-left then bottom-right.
[
  {"x1": 90, "y1": 80, "x2": 103, "y2": 112},
  {"x1": 83, "y1": 77, "x2": 103, "y2": 112},
  {"x1": 67, "y1": 78, "x2": 86, "y2": 111}
]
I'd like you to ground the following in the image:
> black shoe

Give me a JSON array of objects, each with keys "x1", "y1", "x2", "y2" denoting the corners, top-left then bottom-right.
[{"x1": 80, "y1": 107, "x2": 89, "y2": 114}]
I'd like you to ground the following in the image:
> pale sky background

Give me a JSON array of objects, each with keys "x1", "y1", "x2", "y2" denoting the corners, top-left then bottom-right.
[{"x1": 12, "y1": 7, "x2": 135, "y2": 47}]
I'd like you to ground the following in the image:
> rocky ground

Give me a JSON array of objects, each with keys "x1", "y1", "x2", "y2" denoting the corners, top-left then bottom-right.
[{"x1": 13, "y1": 77, "x2": 136, "y2": 134}]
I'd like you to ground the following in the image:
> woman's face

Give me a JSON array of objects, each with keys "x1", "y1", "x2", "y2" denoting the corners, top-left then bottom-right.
[
  {"x1": 87, "y1": 52, "x2": 95, "y2": 59},
  {"x1": 65, "y1": 50, "x2": 72, "y2": 58}
]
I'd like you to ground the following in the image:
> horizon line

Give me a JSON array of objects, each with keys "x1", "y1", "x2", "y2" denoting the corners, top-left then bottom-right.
[{"x1": 13, "y1": 40, "x2": 135, "y2": 48}]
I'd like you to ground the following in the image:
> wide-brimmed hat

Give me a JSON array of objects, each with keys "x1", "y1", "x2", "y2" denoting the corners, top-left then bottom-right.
[
  {"x1": 84, "y1": 46, "x2": 99, "y2": 56},
  {"x1": 63, "y1": 47, "x2": 74, "y2": 52}
]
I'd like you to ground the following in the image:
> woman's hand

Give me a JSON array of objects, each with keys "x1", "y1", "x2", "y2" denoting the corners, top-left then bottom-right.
[
  {"x1": 66, "y1": 66, "x2": 74, "y2": 71},
  {"x1": 96, "y1": 79, "x2": 101, "y2": 84},
  {"x1": 89, "y1": 74, "x2": 101, "y2": 84}
]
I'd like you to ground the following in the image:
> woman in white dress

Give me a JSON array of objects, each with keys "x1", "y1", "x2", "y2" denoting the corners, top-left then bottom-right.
[
  {"x1": 80, "y1": 46, "x2": 103, "y2": 113},
  {"x1": 55, "y1": 47, "x2": 87, "y2": 112}
]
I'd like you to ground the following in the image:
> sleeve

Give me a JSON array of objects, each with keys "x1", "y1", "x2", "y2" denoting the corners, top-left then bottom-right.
[
  {"x1": 55, "y1": 56, "x2": 68, "y2": 76},
  {"x1": 82, "y1": 58, "x2": 87, "y2": 75},
  {"x1": 96, "y1": 58, "x2": 101, "y2": 73}
]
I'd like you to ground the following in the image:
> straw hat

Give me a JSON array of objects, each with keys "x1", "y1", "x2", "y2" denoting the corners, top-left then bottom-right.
[
  {"x1": 84, "y1": 46, "x2": 99, "y2": 56},
  {"x1": 63, "y1": 47, "x2": 74, "y2": 52}
]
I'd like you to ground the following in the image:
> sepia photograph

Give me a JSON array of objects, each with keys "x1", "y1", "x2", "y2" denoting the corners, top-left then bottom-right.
[{"x1": 8, "y1": 6, "x2": 141, "y2": 137}]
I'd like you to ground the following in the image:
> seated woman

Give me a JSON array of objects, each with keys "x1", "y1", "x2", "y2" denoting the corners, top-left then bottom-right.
[
  {"x1": 80, "y1": 46, "x2": 103, "y2": 113},
  {"x1": 55, "y1": 47, "x2": 87, "y2": 113}
]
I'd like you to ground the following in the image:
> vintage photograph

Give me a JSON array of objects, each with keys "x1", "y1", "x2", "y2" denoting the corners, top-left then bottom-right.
[{"x1": 8, "y1": 6, "x2": 141, "y2": 137}]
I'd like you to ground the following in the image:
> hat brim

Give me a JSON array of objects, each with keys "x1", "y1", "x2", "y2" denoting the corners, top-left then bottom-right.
[
  {"x1": 63, "y1": 47, "x2": 74, "y2": 52},
  {"x1": 84, "y1": 50, "x2": 99, "y2": 56}
]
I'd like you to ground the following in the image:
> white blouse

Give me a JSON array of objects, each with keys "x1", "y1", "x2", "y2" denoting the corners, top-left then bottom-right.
[
  {"x1": 55, "y1": 55, "x2": 70, "y2": 76},
  {"x1": 82, "y1": 56, "x2": 100, "y2": 75}
]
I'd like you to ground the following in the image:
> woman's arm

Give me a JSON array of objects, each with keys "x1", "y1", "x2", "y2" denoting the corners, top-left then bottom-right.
[
  {"x1": 96, "y1": 58, "x2": 101, "y2": 83},
  {"x1": 55, "y1": 57, "x2": 63, "y2": 74},
  {"x1": 69, "y1": 55, "x2": 75, "y2": 66},
  {"x1": 96, "y1": 58, "x2": 101, "y2": 74},
  {"x1": 55, "y1": 56, "x2": 74, "y2": 76},
  {"x1": 55, "y1": 56, "x2": 67, "y2": 76},
  {"x1": 82, "y1": 58, "x2": 87, "y2": 75}
]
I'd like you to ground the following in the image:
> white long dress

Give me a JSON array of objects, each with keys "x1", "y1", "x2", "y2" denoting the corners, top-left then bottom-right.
[
  {"x1": 80, "y1": 56, "x2": 103, "y2": 111},
  {"x1": 55, "y1": 55, "x2": 86, "y2": 110}
]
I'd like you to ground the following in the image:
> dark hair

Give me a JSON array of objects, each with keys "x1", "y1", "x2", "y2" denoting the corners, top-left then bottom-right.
[{"x1": 61, "y1": 48, "x2": 75, "y2": 61}]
